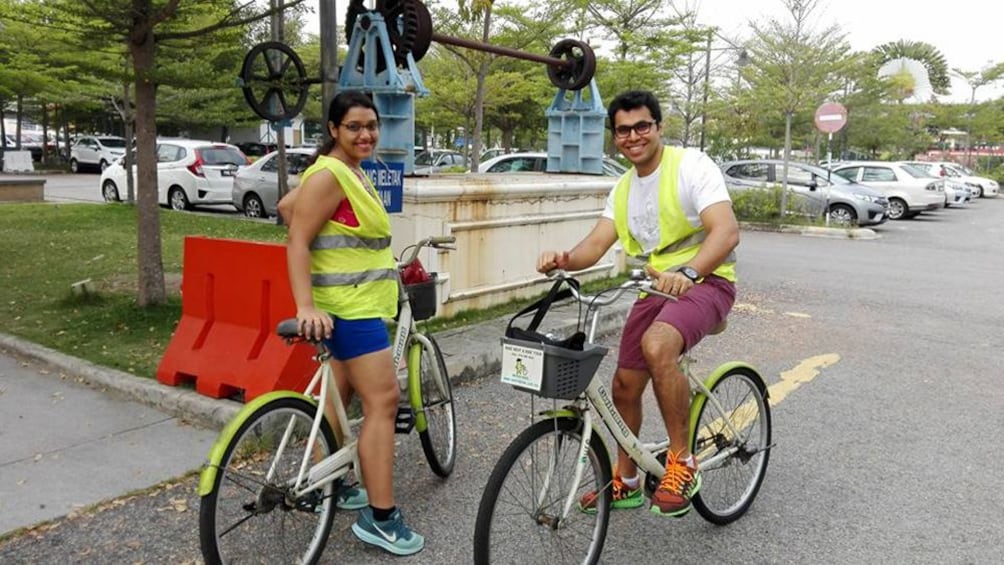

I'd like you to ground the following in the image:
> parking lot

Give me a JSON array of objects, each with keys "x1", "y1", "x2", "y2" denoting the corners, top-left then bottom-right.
[{"x1": 3, "y1": 172, "x2": 1002, "y2": 563}]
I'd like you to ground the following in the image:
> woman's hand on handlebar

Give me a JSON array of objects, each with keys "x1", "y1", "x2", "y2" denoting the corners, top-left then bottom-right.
[
  {"x1": 296, "y1": 305, "x2": 333, "y2": 341},
  {"x1": 644, "y1": 264, "x2": 694, "y2": 297},
  {"x1": 537, "y1": 250, "x2": 569, "y2": 274}
]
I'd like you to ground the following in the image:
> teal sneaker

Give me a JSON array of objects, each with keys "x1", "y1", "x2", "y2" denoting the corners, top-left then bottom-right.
[
  {"x1": 351, "y1": 507, "x2": 425, "y2": 556},
  {"x1": 336, "y1": 485, "x2": 369, "y2": 511}
]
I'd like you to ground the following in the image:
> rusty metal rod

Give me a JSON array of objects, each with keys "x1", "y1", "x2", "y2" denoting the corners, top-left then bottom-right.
[{"x1": 431, "y1": 32, "x2": 571, "y2": 69}]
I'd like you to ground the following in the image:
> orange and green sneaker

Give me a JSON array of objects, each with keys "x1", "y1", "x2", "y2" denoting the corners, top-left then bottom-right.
[
  {"x1": 578, "y1": 475, "x2": 644, "y2": 514},
  {"x1": 650, "y1": 451, "x2": 701, "y2": 517}
]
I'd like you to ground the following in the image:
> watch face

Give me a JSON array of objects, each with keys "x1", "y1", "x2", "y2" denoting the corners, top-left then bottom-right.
[{"x1": 679, "y1": 266, "x2": 699, "y2": 281}]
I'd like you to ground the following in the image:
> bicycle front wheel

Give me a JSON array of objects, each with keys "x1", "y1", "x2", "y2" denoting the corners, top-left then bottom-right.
[
  {"x1": 690, "y1": 366, "x2": 772, "y2": 525},
  {"x1": 414, "y1": 334, "x2": 457, "y2": 477},
  {"x1": 199, "y1": 396, "x2": 338, "y2": 565},
  {"x1": 473, "y1": 417, "x2": 612, "y2": 565}
]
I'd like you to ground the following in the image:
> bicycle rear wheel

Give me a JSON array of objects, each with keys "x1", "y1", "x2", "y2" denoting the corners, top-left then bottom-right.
[
  {"x1": 414, "y1": 334, "x2": 457, "y2": 477},
  {"x1": 473, "y1": 417, "x2": 612, "y2": 565},
  {"x1": 690, "y1": 366, "x2": 772, "y2": 525},
  {"x1": 199, "y1": 397, "x2": 338, "y2": 565}
]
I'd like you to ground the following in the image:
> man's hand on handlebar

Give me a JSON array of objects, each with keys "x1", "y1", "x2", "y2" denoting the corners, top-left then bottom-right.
[
  {"x1": 537, "y1": 250, "x2": 570, "y2": 274},
  {"x1": 644, "y1": 264, "x2": 694, "y2": 297}
]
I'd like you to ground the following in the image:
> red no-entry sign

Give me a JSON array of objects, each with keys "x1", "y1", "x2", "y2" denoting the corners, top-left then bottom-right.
[{"x1": 814, "y1": 102, "x2": 848, "y2": 134}]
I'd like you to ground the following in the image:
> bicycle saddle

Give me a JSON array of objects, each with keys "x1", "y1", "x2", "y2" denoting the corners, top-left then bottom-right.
[{"x1": 709, "y1": 319, "x2": 728, "y2": 335}]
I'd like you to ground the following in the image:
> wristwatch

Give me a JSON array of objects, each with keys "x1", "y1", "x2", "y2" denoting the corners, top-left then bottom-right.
[{"x1": 676, "y1": 266, "x2": 701, "y2": 283}]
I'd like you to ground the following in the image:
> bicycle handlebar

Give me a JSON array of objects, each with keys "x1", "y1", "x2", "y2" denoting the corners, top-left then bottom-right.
[
  {"x1": 544, "y1": 268, "x2": 678, "y2": 307},
  {"x1": 399, "y1": 235, "x2": 456, "y2": 267}
]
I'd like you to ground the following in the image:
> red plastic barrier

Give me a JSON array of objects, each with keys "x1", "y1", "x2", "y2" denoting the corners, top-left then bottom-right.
[{"x1": 157, "y1": 236, "x2": 316, "y2": 401}]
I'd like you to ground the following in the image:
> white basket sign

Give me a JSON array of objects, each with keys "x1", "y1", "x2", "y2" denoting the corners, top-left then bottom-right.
[{"x1": 500, "y1": 341, "x2": 544, "y2": 391}]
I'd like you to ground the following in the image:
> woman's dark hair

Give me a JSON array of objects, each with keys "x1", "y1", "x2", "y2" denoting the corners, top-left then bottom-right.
[
  {"x1": 310, "y1": 91, "x2": 380, "y2": 164},
  {"x1": 606, "y1": 90, "x2": 662, "y2": 129}
]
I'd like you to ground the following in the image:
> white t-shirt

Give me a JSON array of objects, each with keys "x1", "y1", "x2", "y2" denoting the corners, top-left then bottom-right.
[{"x1": 602, "y1": 147, "x2": 730, "y2": 254}]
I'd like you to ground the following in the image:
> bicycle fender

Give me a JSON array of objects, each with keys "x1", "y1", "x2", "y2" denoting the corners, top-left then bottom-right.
[
  {"x1": 406, "y1": 341, "x2": 426, "y2": 432},
  {"x1": 197, "y1": 390, "x2": 316, "y2": 496},
  {"x1": 688, "y1": 362, "x2": 766, "y2": 440}
]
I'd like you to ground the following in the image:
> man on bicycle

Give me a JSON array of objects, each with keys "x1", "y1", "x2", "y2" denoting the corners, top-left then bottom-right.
[{"x1": 537, "y1": 90, "x2": 739, "y2": 517}]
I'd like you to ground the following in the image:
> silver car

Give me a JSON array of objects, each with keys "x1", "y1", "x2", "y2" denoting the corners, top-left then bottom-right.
[
  {"x1": 720, "y1": 159, "x2": 889, "y2": 226},
  {"x1": 232, "y1": 147, "x2": 314, "y2": 218}
]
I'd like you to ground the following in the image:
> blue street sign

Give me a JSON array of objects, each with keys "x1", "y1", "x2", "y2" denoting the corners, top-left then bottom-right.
[{"x1": 361, "y1": 160, "x2": 404, "y2": 213}]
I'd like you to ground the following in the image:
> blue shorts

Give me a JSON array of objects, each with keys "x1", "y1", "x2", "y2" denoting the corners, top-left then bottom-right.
[{"x1": 321, "y1": 317, "x2": 390, "y2": 361}]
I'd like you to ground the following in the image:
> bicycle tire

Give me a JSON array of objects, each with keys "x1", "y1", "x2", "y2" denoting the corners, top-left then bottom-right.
[
  {"x1": 473, "y1": 418, "x2": 612, "y2": 565},
  {"x1": 690, "y1": 366, "x2": 772, "y2": 525},
  {"x1": 199, "y1": 396, "x2": 338, "y2": 565},
  {"x1": 414, "y1": 334, "x2": 457, "y2": 477}
]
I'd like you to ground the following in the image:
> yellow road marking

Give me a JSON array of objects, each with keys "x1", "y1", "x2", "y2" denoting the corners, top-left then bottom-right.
[
  {"x1": 694, "y1": 354, "x2": 840, "y2": 460},
  {"x1": 768, "y1": 353, "x2": 840, "y2": 406}
]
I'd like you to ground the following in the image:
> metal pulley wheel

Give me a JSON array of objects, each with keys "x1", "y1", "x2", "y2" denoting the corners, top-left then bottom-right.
[
  {"x1": 345, "y1": 0, "x2": 434, "y2": 72},
  {"x1": 239, "y1": 41, "x2": 310, "y2": 122},
  {"x1": 546, "y1": 39, "x2": 596, "y2": 91}
]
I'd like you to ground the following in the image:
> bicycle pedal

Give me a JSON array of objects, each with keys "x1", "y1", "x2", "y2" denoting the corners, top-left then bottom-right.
[{"x1": 394, "y1": 406, "x2": 415, "y2": 434}]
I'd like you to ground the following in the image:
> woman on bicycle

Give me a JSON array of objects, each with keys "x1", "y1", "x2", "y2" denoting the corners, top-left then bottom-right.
[{"x1": 282, "y1": 91, "x2": 424, "y2": 556}]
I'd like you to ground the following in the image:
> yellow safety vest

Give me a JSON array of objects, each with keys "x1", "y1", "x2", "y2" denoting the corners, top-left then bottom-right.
[
  {"x1": 301, "y1": 155, "x2": 398, "y2": 319},
  {"x1": 612, "y1": 146, "x2": 737, "y2": 282}
]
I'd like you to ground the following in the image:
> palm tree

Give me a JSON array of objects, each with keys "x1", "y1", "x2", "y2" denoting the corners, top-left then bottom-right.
[{"x1": 872, "y1": 40, "x2": 950, "y2": 96}]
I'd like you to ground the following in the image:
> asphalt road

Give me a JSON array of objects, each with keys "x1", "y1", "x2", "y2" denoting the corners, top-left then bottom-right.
[{"x1": 2, "y1": 197, "x2": 1002, "y2": 563}]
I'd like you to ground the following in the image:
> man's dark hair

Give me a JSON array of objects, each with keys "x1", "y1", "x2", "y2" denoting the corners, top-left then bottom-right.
[{"x1": 606, "y1": 90, "x2": 662, "y2": 128}]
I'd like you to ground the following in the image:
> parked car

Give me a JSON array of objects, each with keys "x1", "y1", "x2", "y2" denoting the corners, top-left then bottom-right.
[
  {"x1": 235, "y1": 141, "x2": 279, "y2": 159},
  {"x1": 902, "y1": 160, "x2": 998, "y2": 199},
  {"x1": 70, "y1": 135, "x2": 127, "y2": 172},
  {"x1": 829, "y1": 161, "x2": 944, "y2": 220},
  {"x1": 478, "y1": 151, "x2": 628, "y2": 177},
  {"x1": 413, "y1": 149, "x2": 465, "y2": 174},
  {"x1": 232, "y1": 147, "x2": 314, "y2": 218},
  {"x1": 721, "y1": 159, "x2": 889, "y2": 226},
  {"x1": 99, "y1": 138, "x2": 249, "y2": 210}
]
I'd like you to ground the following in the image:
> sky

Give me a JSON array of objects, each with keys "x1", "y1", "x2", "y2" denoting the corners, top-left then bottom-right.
[{"x1": 303, "y1": 0, "x2": 1002, "y2": 103}]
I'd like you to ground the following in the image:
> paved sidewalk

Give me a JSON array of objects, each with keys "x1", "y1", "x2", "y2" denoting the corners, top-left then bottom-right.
[{"x1": 0, "y1": 293, "x2": 633, "y2": 537}]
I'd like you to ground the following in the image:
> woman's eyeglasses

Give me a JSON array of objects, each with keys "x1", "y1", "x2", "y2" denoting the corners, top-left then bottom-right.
[
  {"x1": 612, "y1": 120, "x2": 657, "y2": 139},
  {"x1": 340, "y1": 122, "x2": 380, "y2": 134}
]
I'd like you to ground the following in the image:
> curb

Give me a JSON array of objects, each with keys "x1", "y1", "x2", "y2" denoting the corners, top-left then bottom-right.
[
  {"x1": 0, "y1": 298, "x2": 633, "y2": 431},
  {"x1": 739, "y1": 221, "x2": 878, "y2": 240}
]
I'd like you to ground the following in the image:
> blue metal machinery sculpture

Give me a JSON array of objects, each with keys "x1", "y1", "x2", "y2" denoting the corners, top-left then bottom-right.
[{"x1": 238, "y1": 0, "x2": 604, "y2": 175}]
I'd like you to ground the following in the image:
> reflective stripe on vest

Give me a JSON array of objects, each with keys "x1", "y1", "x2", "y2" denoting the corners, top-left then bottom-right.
[
  {"x1": 310, "y1": 235, "x2": 393, "y2": 251},
  {"x1": 301, "y1": 156, "x2": 398, "y2": 319},
  {"x1": 612, "y1": 146, "x2": 736, "y2": 282}
]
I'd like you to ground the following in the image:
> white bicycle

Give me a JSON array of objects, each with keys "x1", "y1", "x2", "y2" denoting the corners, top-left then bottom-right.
[
  {"x1": 474, "y1": 269, "x2": 773, "y2": 564},
  {"x1": 198, "y1": 236, "x2": 457, "y2": 565}
]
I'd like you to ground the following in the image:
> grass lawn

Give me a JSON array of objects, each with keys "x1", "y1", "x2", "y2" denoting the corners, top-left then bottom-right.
[
  {"x1": 0, "y1": 202, "x2": 627, "y2": 381},
  {"x1": 0, "y1": 203, "x2": 286, "y2": 377}
]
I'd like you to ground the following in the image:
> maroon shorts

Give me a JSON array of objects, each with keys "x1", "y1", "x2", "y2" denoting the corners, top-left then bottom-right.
[{"x1": 618, "y1": 274, "x2": 736, "y2": 370}]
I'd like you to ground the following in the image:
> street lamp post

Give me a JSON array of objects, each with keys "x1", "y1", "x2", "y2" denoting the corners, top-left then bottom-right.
[{"x1": 699, "y1": 30, "x2": 749, "y2": 153}]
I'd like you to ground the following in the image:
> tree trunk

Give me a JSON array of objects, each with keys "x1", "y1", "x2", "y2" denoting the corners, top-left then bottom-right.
[
  {"x1": 41, "y1": 104, "x2": 49, "y2": 166},
  {"x1": 15, "y1": 94, "x2": 23, "y2": 150},
  {"x1": 123, "y1": 80, "x2": 136, "y2": 204},
  {"x1": 470, "y1": 2, "x2": 493, "y2": 172},
  {"x1": 130, "y1": 28, "x2": 167, "y2": 307}
]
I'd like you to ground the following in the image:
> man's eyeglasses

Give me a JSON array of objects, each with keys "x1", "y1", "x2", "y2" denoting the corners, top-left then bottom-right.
[
  {"x1": 612, "y1": 120, "x2": 657, "y2": 139},
  {"x1": 340, "y1": 122, "x2": 380, "y2": 134}
]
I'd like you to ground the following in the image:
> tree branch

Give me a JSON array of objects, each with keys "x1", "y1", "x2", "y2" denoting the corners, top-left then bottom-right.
[{"x1": 156, "y1": 0, "x2": 308, "y2": 41}]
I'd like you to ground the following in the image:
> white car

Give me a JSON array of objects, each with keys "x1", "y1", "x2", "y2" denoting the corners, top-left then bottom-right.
[
  {"x1": 100, "y1": 138, "x2": 249, "y2": 210},
  {"x1": 899, "y1": 162, "x2": 972, "y2": 207},
  {"x1": 478, "y1": 151, "x2": 628, "y2": 176},
  {"x1": 829, "y1": 162, "x2": 945, "y2": 220},
  {"x1": 905, "y1": 160, "x2": 998, "y2": 198},
  {"x1": 70, "y1": 135, "x2": 127, "y2": 173}
]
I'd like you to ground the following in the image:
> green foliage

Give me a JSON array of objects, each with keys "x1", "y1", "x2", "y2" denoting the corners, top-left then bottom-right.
[{"x1": 728, "y1": 186, "x2": 816, "y2": 223}]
